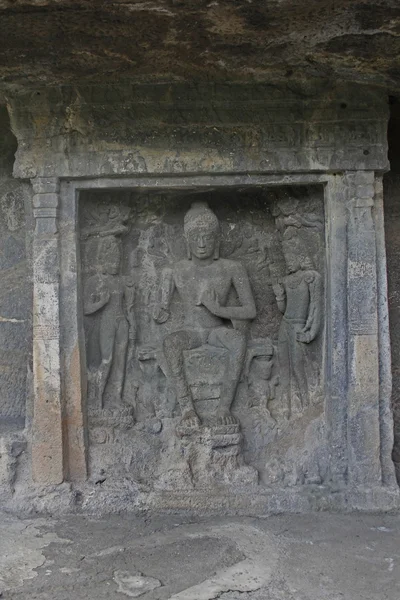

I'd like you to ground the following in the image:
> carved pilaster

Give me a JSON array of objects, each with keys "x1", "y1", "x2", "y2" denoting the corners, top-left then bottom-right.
[
  {"x1": 346, "y1": 171, "x2": 381, "y2": 486},
  {"x1": 374, "y1": 176, "x2": 397, "y2": 488},
  {"x1": 31, "y1": 177, "x2": 64, "y2": 485},
  {"x1": 325, "y1": 176, "x2": 348, "y2": 485}
]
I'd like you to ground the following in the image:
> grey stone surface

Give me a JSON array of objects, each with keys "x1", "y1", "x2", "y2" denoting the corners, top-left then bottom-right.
[
  {"x1": 2, "y1": 511, "x2": 400, "y2": 599},
  {"x1": 0, "y1": 106, "x2": 30, "y2": 425},
  {"x1": 6, "y1": 83, "x2": 389, "y2": 179},
  {"x1": 30, "y1": 177, "x2": 65, "y2": 486},
  {"x1": 80, "y1": 187, "x2": 326, "y2": 494},
  {"x1": 0, "y1": 80, "x2": 397, "y2": 513},
  {"x1": 0, "y1": 1, "x2": 399, "y2": 92},
  {"x1": 384, "y1": 173, "x2": 400, "y2": 483}
]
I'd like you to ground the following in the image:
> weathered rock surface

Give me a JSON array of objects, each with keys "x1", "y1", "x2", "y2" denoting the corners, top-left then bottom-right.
[
  {"x1": 0, "y1": 1, "x2": 399, "y2": 91},
  {"x1": 1, "y1": 511, "x2": 400, "y2": 599},
  {"x1": 0, "y1": 106, "x2": 31, "y2": 428},
  {"x1": 0, "y1": 0, "x2": 400, "y2": 514}
]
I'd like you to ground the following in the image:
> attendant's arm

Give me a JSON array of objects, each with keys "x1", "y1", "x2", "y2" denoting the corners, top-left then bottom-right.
[
  {"x1": 153, "y1": 268, "x2": 175, "y2": 323},
  {"x1": 124, "y1": 277, "x2": 136, "y2": 340},
  {"x1": 84, "y1": 276, "x2": 110, "y2": 315},
  {"x1": 273, "y1": 282, "x2": 286, "y2": 314},
  {"x1": 297, "y1": 271, "x2": 322, "y2": 343}
]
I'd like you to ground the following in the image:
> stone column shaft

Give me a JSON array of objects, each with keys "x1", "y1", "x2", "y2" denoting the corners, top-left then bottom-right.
[
  {"x1": 325, "y1": 175, "x2": 349, "y2": 484},
  {"x1": 31, "y1": 177, "x2": 64, "y2": 484},
  {"x1": 374, "y1": 176, "x2": 397, "y2": 487},
  {"x1": 347, "y1": 171, "x2": 382, "y2": 486}
]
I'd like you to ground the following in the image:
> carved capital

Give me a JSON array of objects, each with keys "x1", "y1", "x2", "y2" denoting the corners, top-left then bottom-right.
[
  {"x1": 347, "y1": 173, "x2": 378, "y2": 335},
  {"x1": 349, "y1": 195, "x2": 374, "y2": 231},
  {"x1": 31, "y1": 177, "x2": 59, "y2": 195},
  {"x1": 351, "y1": 196, "x2": 374, "y2": 209},
  {"x1": 31, "y1": 177, "x2": 60, "y2": 234}
]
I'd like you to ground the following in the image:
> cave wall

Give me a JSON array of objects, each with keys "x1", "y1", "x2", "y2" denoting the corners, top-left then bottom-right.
[
  {"x1": 0, "y1": 81, "x2": 398, "y2": 513},
  {"x1": 0, "y1": 106, "x2": 31, "y2": 427},
  {"x1": 384, "y1": 173, "x2": 400, "y2": 481}
]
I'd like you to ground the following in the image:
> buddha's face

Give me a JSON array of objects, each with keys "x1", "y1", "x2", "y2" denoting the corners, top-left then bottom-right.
[{"x1": 186, "y1": 226, "x2": 218, "y2": 260}]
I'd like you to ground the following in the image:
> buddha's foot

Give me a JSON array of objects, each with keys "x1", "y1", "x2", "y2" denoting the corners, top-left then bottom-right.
[{"x1": 179, "y1": 409, "x2": 201, "y2": 430}]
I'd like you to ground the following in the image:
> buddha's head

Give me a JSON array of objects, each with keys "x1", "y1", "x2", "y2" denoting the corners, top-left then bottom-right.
[{"x1": 183, "y1": 202, "x2": 220, "y2": 261}]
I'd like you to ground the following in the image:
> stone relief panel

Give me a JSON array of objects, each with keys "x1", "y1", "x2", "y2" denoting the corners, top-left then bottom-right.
[{"x1": 79, "y1": 186, "x2": 326, "y2": 489}]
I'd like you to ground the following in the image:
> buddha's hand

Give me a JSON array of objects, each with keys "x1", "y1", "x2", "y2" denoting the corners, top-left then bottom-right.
[
  {"x1": 200, "y1": 288, "x2": 221, "y2": 316},
  {"x1": 153, "y1": 306, "x2": 170, "y2": 324}
]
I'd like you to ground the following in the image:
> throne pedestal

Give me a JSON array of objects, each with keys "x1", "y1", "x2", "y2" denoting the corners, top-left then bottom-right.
[{"x1": 154, "y1": 345, "x2": 258, "y2": 489}]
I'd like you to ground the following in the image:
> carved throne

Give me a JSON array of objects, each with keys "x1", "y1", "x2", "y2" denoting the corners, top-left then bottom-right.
[{"x1": 183, "y1": 345, "x2": 229, "y2": 421}]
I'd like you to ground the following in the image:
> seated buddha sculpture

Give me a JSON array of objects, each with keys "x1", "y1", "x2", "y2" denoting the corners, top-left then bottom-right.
[{"x1": 153, "y1": 202, "x2": 256, "y2": 429}]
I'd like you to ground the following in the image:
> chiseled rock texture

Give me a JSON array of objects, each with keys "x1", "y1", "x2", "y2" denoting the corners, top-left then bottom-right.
[
  {"x1": 1, "y1": 511, "x2": 400, "y2": 599},
  {"x1": 0, "y1": 107, "x2": 31, "y2": 427},
  {"x1": 0, "y1": 0, "x2": 400, "y2": 512},
  {"x1": 385, "y1": 172, "x2": 400, "y2": 482},
  {"x1": 0, "y1": 107, "x2": 30, "y2": 502},
  {"x1": 0, "y1": 1, "x2": 398, "y2": 91}
]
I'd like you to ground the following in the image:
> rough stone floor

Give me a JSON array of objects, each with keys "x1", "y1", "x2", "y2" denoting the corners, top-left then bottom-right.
[{"x1": 1, "y1": 511, "x2": 400, "y2": 600}]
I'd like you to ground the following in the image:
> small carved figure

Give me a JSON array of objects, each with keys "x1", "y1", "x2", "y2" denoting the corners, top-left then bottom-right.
[
  {"x1": 84, "y1": 236, "x2": 135, "y2": 407},
  {"x1": 245, "y1": 338, "x2": 278, "y2": 415},
  {"x1": 153, "y1": 202, "x2": 256, "y2": 430},
  {"x1": 81, "y1": 201, "x2": 130, "y2": 241},
  {"x1": 272, "y1": 194, "x2": 323, "y2": 236},
  {"x1": 273, "y1": 231, "x2": 322, "y2": 416}
]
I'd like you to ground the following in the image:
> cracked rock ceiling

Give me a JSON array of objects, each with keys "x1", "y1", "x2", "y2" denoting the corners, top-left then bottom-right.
[{"x1": 0, "y1": 0, "x2": 399, "y2": 92}]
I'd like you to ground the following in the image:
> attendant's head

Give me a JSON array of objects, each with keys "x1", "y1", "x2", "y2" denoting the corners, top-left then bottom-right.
[
  {"x1": 282, "y1": 230, "x2": 312, "y2": 273},
  {"x1": 99, "y1": 236, "x2": 121, "y2": 275}
]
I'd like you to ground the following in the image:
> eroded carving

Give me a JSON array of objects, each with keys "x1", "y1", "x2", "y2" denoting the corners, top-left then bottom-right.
[
  {"x1": 273, "y1": 229, "x2": 322, "y2": 417},
  {"x1": 84, "y1": 235, "x2": 135, "y2": 408},
  {"x1": 272, "y1": 192, "x2": 324, "y2": 236},
  {"x1": 80, "y1": 187, "x2": 326, "y2": 491},
  {"x1": 245, "y1": 338, "x2": 278, "y2": 418}
]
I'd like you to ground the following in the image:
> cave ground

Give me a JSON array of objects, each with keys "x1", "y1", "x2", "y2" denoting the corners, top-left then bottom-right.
[{"x1": 1, "y1": 511, "x2": 400, "y2": 599}]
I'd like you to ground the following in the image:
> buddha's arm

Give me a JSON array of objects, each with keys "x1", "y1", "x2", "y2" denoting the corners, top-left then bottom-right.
[{"x1": 203, "y1": 264, "x2": 256, "y2": 321}]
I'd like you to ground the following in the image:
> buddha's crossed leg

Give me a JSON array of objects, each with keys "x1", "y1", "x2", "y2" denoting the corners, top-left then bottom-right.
[
  {"x1": 163, "y1": 327, "x2": 246, "y2": 428},
  {"x1": 207, "y1": 327, "x2": 246, "y2": 425}
]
